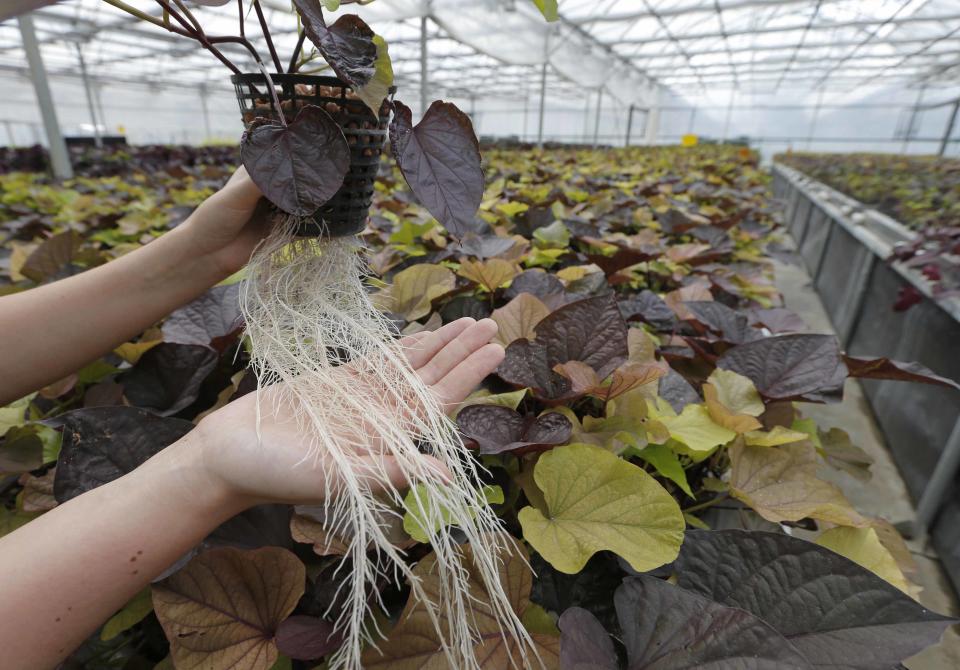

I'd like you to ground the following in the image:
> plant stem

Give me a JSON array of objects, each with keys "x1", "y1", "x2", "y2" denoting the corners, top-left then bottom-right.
[
  {"x1": 170, "y1": 0, "x2": 202, "y2": 34},
  {"x1": 288, "y1": 31, "x2": 306, "y2": 74},
  {"x1": 104, "y1": 0, "x2": 242, "y2": 74},
  {"x1": 257, "y1": 61, "x2": 287, "y2": 127},
  {"x1": 253, "y1": 0, "x2": 283, "y2": 74},
  {"x1": 682, "y1": 493, "x2": 729, "y2": 515},
  {"x1": 238, "y1": 0, "x2": 245, "y2": 38}
]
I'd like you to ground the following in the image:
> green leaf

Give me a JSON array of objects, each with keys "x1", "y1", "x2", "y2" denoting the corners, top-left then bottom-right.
[
  {"x1": 532, "y1": 220, "x2": 570, "y2": 249},
  {"x1": 521, "y1": 602, "x2": 559, "y2": 636},
  {"x1": 101, "y1": 587, "x2": 154, "y2": 640},
  {"x1": 816, "y1": 526, "x2": 911, "y2": 594},
  {"x1": 454, "y1": 388, "x2": 528, "y2": 417},
  {"x1": 319, "y1": 0, "x2": 340, "y2": 10},
  {"x1": 402, "y1": 484, "x2": 503, "y2": 543},
  {"x1": 659, "y1": 403, "x2": 736, "y2": 455},
  {"x1": 518, "y1": 443, "x2": 684, "y2": 574},
  {"x1": 0, "y1": 394, "x2": 35, "y2": 435},
  {"x1": 635, "y1": 443, "x2": 693, "y2": 498},
  {"x1": 791, "y1": 417, "x2": 821, "y2": 447},
  {"x1": 76, "y1": 360, "x2": 120, "y2": 385},
  {"x1": 356, "y1": 34, "x2": 394, "y2": 116},
  {"x1": 743, "y1": 425, "x2": 809, "y2": 447},
  {"x1": 706, "y1": 369, "x2": 764, "y2": 416}
]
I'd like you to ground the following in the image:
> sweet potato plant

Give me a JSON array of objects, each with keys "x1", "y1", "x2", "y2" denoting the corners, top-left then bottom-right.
[{"x1": 1, "y1": 142, "x2": 958, "y2": 668}]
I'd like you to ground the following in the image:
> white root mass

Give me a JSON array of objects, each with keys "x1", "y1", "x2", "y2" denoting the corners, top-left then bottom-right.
[{"x1": 239, "y1": 216, "x2": 534, "y2": 669}]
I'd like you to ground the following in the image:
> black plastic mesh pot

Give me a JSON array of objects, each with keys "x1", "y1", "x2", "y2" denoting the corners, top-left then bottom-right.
[{"x1": 231, "y1": 73, "x2": 393, "y2": 237}]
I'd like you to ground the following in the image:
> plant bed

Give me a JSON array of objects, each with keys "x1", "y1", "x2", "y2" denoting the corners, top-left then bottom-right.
[
  {"x1": 773, "y1": 159, "x2": 960, "y2": 595},
  {"x1": 2, "y1": 142, "x2": 959, "y2": 668}
]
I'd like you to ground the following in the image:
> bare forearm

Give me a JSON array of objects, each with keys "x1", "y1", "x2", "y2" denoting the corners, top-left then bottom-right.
[
  {"x1": 0, "y1": 225, "x2": 228, "y2": 405},
  {"x1": 0, "y1": 432, "x2": 246, "y2": 669}
]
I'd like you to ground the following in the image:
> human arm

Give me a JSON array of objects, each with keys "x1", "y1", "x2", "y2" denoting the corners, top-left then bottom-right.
[
  {"x1": 0, "y1": 317, "x2": 504, "y2": 669},
  {"x1": 0, "y1": 168, "x2": 267, "y2": 406}
]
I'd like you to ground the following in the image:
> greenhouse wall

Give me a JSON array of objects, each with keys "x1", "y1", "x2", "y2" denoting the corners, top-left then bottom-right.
[{"x1": 772, "y1": 162, "x2": 960, "y2": 591}]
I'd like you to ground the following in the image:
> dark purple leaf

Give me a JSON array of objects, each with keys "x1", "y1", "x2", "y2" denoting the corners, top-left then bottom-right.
[
  {"x1": 843, "y1": 355, "x2": 960, "y2": 392},
  {"x1": 51, "y1": 406, "x2": 193, "y2": 502},
  {"x1": 717, "y1": 334, "x2": 847, "y2": 402},
  {"x1": 503, "y1": 270, "x2": 567, "y2": 309},
  {"x1": 749, "y1": 307, "x2": 807, "y2": 334},
  {"x1": 121, "y1": 343, "x2": 218, "y2": 416},
  {"x1": 893, "y1": 285, "x2": 923, "y2": 312},
  {"x1": 240, "y1": 105, "x2": 350, "y2": 217},
  {"x1": 497, "y1": 295, "x2": 629, "y2": 401},
  {"x1": 615, "y1": 575, "x2": 810, "y2": 668},
  {"x1": 457, "y1": 405, "x2": 571, "y2": 454},
  {"x1": 389, "y1": 99, "x2": 484, "y2": 237},
  {"x1": 162, "y1": 283, "x2": 242, "y2": 353},
  {"x1": 684, "y1": 300, "x2": 759, "y2": 344},
  {"x1": 457, "y1": 234, "x2": 515, "y2": 259},
  {"x1": 658, "y1": 368, "x2": 701, "y2": 413},
  {"x1": 530, "y1": 551, "x2": 624, "y2": 633},
  {"x1": 557, "y1": 607, "x2": 618, "y2": 670},
  {"x1": 618, "y1": 290, "x2": 677, "y2": 332},
  {"x1": 676, "y1": 530, "x2": 956, "y2": 668},
  {"x1": 293, "y1": 2, "x2": 377, "y2": 89},
  {"x1": 276, "y1": 615, "x2": 343, "y2": 661}
]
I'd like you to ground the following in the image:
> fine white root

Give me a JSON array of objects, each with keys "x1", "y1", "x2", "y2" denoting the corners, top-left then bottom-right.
[{"x1": 239, "y1": 216, "x2": 534, "y2": 670}]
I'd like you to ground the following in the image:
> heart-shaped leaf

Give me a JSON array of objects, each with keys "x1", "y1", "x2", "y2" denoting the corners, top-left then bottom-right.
[
  {"x1": 490, "y1": 293, "x2": 551, "y2": 346},
  {"x1": 293, "y1": 2, "x2": 377, "y2": 90},
  {"x1": 717, "y1": 334, "x2": 848, "y2": 401},
  {"x1": 729, "y1": 440, "x2": 867, "y2": 527},
  {"x1": 614, "y1": 576, "x2": 810, "y2": 669},
  {"x1": 153, "y1": 546, "x2": 305, "y2": 670},
  {"x1": 518, "y1": 443, "x2": 684, "y2": 574},
  {"x1": 843, "y1": 355, "x2": 960, "y2": 391},
  {"x1": 497, "y1": 295, "x2": 629, "y2": 402},
  {"x1": 557, "y1": 607, "x2": 618, "y2": 670},
  {"x1": 676, "y1": 529, "x2": 956, "y2": 668},
  {"x1": 390, "y1": 100, "x2": 484, "y2": 237},
  {"x1": 457, "y1": 405, "x2": 571, "y2": 454},
  {"x1": 121, "y1": 343, "x2": 218, "y2": 416},
  {"x1": 684, "y1": 300, "x2": 759, "y2": 344},
  {"x1": 241, "y1": 105, "x2": 350, "y2": 217},
  {"x1": 52, "y1": 406, "x2": 193, "y2": 502},
  {"x1": 162, "y1": 283, "x2": 242, "y2": 352}
]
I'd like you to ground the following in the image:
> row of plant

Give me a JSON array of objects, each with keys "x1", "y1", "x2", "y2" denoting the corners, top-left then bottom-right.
[
  {"x1": 2, "y1": 140, "x2": 958, "y2": 668},
  {"x1": 776, "y1": 151, "x2": 960, "y2": 232},
  {"x1": 777, "y1": 151, "x2": 960, "y2": 303}
]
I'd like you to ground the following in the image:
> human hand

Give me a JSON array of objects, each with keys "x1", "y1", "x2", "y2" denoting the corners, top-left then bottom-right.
[
  {"x1": 176, "y1": 166, "x2": 272, "y2": 277},
  {"x1": 173, "y1": 317, "x2": 504, "y2": 510}
]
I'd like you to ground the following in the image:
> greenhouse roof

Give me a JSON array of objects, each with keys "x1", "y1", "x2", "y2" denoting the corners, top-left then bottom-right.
[{"x1": 1, "y1": 0, "x2": 959, "y2": 108}]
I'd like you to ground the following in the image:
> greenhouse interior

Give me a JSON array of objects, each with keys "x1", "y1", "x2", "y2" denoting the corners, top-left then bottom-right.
[{"x1": 0, "y1": 0, "x2": 959, "y2": 668}]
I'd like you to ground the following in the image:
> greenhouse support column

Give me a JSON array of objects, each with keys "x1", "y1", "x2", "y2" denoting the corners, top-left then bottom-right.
[
  {"x1": 806, "y1": 88, "x2": 825, "y2": 150},
  {"x1": 200, "y1": 85, "x2": 212, "y2": 142},
  {"x1": 593, "y1": 87, "x2": 603, "y2": 149},
  {"x1": 18, "y1": 13, "x2": 72, "y2": 179},
  {"x1": 909, "y1": 418, "x2": 960, "y2": 537},
  {"x1": 75, "y1": 43, "x2": 102, "y2": 148},
  {"x1": 536, "y1": 60, "x2": 547, "y2": 148},
  {"x1": 419, "y1": 15, "x2": 429, "y2": 116},
  {"x1": 625, "y1": 104, "x2": 635, "y2": 147},
  {"x1": 938, "y1": 99, "x2": 959, "y2": 157},
  {"x1": 4, "y1": 121, "x2": 15, "y2": 147},
  {"x1": 722, "y1": 89, "x2": 734, "y2": 141}
]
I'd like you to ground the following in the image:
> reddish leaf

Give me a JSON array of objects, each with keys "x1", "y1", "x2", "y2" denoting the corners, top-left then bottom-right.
[
  {"x1": 121, "y1": 343, "x2": 218, "y2": 416},
  {"x1": 892, "y1": 285, "x2": 923, "y2": 312},
  {"x1": 162, "y1": 284, "x2": 242, "y2": 353},
  {"x1": 684, "y1": 301, "x2": 759, "y2": 344},
  {"x1": 390, "y1": 100, "x2": 484, "y2": 237},
  {"x1": 293, "y1": 2, "x2": 377, "y2": 89},
  {"x1": 457, "y1": 405, "x2": 571, "y2": 454},
  {"x1": 241, "y1": 105, "x2": 350, "y2": 217},
  {"x1": 843, "y1": 355, "x2": 960, "y2": 392}
]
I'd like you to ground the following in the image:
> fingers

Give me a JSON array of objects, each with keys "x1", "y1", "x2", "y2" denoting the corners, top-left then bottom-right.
[
  {"x1": 401, "y1": 317, "x2": 476, "y2": 370},
  {"x1": 431, "y1": 343, "x2": 506, "y2": 411},
  {"x1": 416, "y1": 319, "x2": 500, "y2": 386}
]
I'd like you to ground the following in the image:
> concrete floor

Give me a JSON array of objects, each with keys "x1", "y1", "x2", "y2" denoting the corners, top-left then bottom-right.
[{"x1": 772, "y1": 257, "x2": 960, "y2": 669}]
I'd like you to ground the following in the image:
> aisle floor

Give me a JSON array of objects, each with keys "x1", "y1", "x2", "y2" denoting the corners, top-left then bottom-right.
[{"x1": 772, "y1": 258, "x2": 960, "y2": 668}]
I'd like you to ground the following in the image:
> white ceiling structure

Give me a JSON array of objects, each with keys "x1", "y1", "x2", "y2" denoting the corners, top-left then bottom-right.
[{"x1": 2, "y1": 0, "x2": 959, "y2": 105}]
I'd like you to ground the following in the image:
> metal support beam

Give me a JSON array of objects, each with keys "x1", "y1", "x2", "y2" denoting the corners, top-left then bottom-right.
[
  {"x1": 939, "y1": 99, "x2": 959, "y2": 157},
  {"x1": 18, "y1": 13, "x2": 72, "y2": 179},
  {"x1": 200, "y1": 85, "x2": 212, "y2": 142},
  {"x1": 604, "y1": 13, "x2": 960, "y2": 46},
  {"x1": 806, "y1": 88, "x2": 825, "y2": 150},
  {"x1": 74, "y1": 43, "x2": 102, "y2": 148},
  {"x1": 419, "y1": 15, "x2": 429, "y2": 116},
  {"x1": 625, "y1": 104, "x2": 635, "y2": 147},
  {"x1": 722, "y1": 88, "x2": 735, "y2": 141},
  {"x1": 906, "y1": 419, "x2": 960, "y2": 538},
  {"x1": 536, "y1": 60, "x2": 548, "y2": 147},
  {"x1": 574, "y1": 0, "x2": 847, "y2": 23},
  {"x1": 592, "y1": 87, "x2": 604, "y2": 148}
]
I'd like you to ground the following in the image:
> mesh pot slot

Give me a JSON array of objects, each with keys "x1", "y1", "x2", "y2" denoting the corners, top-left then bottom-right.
[{"x1": 231, "y1": 73, "x2": 394, "y2": 237}]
